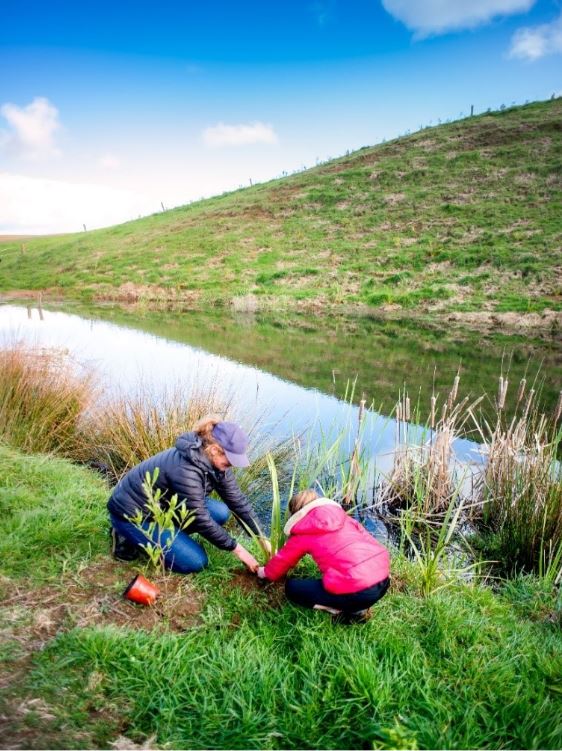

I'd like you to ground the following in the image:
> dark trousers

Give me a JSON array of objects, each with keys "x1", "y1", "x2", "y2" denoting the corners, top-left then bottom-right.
[{"x1": 285, "y1": 577, "x2": 390, "y2": 612}]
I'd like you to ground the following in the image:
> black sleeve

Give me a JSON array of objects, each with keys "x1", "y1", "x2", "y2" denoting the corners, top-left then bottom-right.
[
  {"x1": 216, "y1": 470, "x2": 262, "y2": 537},
  {"x1": 173, "y1": 466, "x2": 237, "y2": 551}
]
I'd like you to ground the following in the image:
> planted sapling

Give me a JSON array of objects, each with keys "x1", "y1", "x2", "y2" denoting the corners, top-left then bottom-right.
[{"x1": 127, "y1": 467, "x2": 194, "y2": 574}]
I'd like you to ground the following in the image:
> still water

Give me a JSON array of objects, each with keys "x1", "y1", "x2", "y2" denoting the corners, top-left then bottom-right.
[{"x1": 1, "y1": 302, "x2": 560, "y2": 477}]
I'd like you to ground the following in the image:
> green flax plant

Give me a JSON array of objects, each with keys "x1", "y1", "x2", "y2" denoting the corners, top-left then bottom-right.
[
  {"x1": 265, "y1": 451, "x2": 296, "y2": 557},
  {"x1": 236, "y1": 451, "x2": 297, "y2": 563},
  {"x1": 127, "y1": 468, "x2": 194, "y2": 574},
  {"x1": 291, "y1": 382, "x2": 375, "y2": 507},
  {"x1": 246, "y1": 391, "x2": 373, "y2": 563},
  {"x1": 470, "y1": 380, "x2": 562, "y2": 578}
]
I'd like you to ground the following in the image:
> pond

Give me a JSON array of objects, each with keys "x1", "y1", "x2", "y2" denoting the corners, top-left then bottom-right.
[{"x1": 1, "y1": 301, "x2": 560, "y2": 512}]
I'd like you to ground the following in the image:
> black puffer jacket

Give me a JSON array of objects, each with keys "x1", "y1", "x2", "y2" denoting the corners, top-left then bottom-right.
[{"x1": 107, "y1": 431, "x2": 261, "y2": 551}]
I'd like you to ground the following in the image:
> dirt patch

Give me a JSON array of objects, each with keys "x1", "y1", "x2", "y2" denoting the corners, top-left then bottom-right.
[
  {"x1": 414, "y1": 138, "x2": 439, "y2": 152},
  {"x1": 513, "y1": 172, "x2": 536, "y2": 186},
  {"x1": 446, "y1": 309, "x2": 562, "y2": 332},
  {"x1": 1, "y1": 558, "x2": 204, "y2": 641},
  {"x1": 383, "y1": 192, "x2": 406, "y2": 205},
  {"x1": 0, "y1": 288, "x2": 65, "y2": 302},
  {"x1": 229, "y1": 569, "x2": 286, "y2": 610},
  {"x1": 0, "y1": 559, "x2": 203, "y2": 748}
]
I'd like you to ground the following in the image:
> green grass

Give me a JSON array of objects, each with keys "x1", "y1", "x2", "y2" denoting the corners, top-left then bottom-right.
[
  {"x1": 0, "y1": 444, "x2": 108, "y2": 580},
  {"x1": 0, "y1": 99, "x2": 561, "y2": 317},
  {"x1": 1, "y1": 444, "x2": 561, "y2": 749}
]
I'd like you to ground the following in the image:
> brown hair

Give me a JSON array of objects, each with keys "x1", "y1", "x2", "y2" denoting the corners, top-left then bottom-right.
[
  {"x1": 192, "y1": 414, "x2": 224, "y2": 458},
  {"x1": 289, "y1": 489, "x2": 319, "y2": 516}
]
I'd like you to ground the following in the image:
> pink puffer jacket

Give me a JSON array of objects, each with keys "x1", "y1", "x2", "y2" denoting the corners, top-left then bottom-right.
[{"x1": 263, "y1": 498, "x2": 390, "y2": 594}]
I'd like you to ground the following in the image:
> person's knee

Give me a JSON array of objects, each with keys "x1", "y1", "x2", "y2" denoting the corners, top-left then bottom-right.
[
  {"x1": 285, "y1": 578, "x2": 304, "y2": 604},
  {"x1": 207, "y1": 499, "x2": 230, "y2": 526},
  {"x1": 165, "y1": 547, "x2": 209, "y2": 574}
]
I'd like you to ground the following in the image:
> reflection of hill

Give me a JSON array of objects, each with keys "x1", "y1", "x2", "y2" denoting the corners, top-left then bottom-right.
[{"x1": 58, "y1": 303, "x2": 561, "y2": 421}]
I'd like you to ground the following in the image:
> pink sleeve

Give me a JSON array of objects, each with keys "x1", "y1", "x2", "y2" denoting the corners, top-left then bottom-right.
[{"x1": 263, "y1": 535, "x2": 309, "y2": 580}]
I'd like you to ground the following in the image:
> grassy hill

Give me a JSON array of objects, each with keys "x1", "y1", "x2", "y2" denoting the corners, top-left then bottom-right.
[{"x1": 1, "y1": 99, "x2": 561, "y2": 319}]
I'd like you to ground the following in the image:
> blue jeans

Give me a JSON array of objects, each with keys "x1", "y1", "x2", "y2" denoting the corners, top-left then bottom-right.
[{"x1": 109, "y1": 499, "x2": 230, "y2": 574}]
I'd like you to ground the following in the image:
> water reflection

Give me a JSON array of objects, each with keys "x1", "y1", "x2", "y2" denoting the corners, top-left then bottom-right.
[
  {"x1": 43, "y1": 301, "x2": 561, "y2": 421},
  {"x1": 0, "y1": 303, "x2": 551, "y2": 479}
]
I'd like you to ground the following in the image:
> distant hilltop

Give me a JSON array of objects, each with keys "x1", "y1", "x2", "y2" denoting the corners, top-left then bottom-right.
[{"x1": 1, "y1": 98, "x2": 561, "y2": 331}]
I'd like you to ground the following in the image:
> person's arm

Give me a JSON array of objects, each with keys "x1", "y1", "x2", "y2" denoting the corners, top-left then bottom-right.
[
  {"x1": 232, "y1": 543, "x2": 259, "y2": 572},
  {"x1": 216, "y1": 469, "x2": 262, "y2": 537},
  {"x1": 262, "y1": 535, "x2": 308, "y2": 581},
  {"x1": 174, "y1": 467, "x2": 237, "y2": 551}
]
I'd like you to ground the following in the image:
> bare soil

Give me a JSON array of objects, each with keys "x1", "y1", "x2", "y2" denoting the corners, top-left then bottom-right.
[
  {"x1": 0, "y1": 558, "x2": 204, "y2": 749},
  {"x1": 1, "y1": 558, "x2": 204, "y2": 641},
  {"x1": 229, "y1": 569, "x2": 286, "y2": 610}
]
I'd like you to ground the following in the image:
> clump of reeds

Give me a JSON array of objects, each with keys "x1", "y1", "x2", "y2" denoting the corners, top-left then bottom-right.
[
  {"x1": 470, "y1": 378, "x2": 562, "y2": 578},
  {"x1": 0, "y1": 343, "x2": 93, "y2": 456},
  {"x1": 380, "y1": 372, "x2": 480, "y2": 516}
]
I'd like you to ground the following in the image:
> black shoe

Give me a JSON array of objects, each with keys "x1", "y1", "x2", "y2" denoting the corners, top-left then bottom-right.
[
  {"x1": 110, "y1": 528, "x2": 139, "y2": 561},
  {"x1": 332, "y1": 609, "x2": 371, "y2": 625}
]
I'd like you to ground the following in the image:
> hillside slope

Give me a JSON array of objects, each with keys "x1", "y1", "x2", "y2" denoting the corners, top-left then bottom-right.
[{"x1": 1, "y1": 99, "x2": 561, "y2": 319}]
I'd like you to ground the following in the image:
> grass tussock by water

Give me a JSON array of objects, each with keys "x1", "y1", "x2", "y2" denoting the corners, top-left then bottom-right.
[
  {"x1": 373, "y1": 372, "x2": 562, "y2": 579},
  {"x1": 380, "y1": 379, "x2": 481, "y2": 515},
  {"x1": 0, "y1": 343, "x2": 290, "y2": 502},
  {"x1": 0, "y1": 343, "x2": 93, "y2": 456},
  {"x1": 84, "y1": 385, "x2": 232, "y2": 478},
  {"x1": 471, "y1": 380, "x2": 562, "y2": 579}
]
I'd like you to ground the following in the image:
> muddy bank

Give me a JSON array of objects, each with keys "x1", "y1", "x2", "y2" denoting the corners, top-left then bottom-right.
[{"x1": 1, "y1": 288, "x2": 561, "y2": 337}]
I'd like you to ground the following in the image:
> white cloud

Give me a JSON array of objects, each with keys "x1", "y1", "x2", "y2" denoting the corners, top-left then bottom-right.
[
  {"x1": 381, "y1": 0, "x2": 536, "y2": 37},
  {"x1": 202, "y1": 121, "x2": 279, "y2": 147},
  {"x1": 98, "y1": 153, "x2": 122, "y2": 169},
  {"x1": 508, "y1": 12, "x2": 562, "y2": 60},
  {"x1": 0, "y1": 97, "x2": 61, "y2": 159},
  {"x1": 0, "y1": 172, "x2": 155, "y2": 234}
]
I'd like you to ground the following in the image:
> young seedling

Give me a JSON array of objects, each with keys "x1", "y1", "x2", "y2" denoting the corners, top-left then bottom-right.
[{"x1": 127, "y1": 467, "x2": 194, "y2": 574}]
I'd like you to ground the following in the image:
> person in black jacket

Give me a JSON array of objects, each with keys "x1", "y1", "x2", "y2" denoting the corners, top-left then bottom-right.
[{"x1": 107, "y1": 415, "x2": 266, "y2": 573}]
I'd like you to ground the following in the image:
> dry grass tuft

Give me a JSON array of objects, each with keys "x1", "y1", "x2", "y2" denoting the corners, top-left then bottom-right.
[
  {"x1": 83, "y1": 383, "x2": 232, "y2": 479},
  {"x1": 470, "y1": 379, "x2": 562, "y2": 577},
  {"x1": 0, "y1": 343, "x2": 93, "y2": 456},
  {"x1": 379, "y1": 374, "x2": 481, "y2": 516}
]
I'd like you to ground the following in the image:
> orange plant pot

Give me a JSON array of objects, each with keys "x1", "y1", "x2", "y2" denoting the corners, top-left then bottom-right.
[{"x1": 123, "y1": 574, "x2": 160, "y2": 606}]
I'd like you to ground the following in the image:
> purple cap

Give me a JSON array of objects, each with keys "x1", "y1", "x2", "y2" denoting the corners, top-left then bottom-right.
[{"x1": 211, "y1": 422, "x2": 250, "y2": 467}]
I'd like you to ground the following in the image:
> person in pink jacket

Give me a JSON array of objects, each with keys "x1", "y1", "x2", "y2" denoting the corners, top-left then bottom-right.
[{"x1": 257, "y1": 490, "x2": 390, "y2": 622}]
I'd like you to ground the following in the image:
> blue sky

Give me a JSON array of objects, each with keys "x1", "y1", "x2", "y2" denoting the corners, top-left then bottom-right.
[{"x1": 1, "y1": 0, "x2": 561, "y2": 233}]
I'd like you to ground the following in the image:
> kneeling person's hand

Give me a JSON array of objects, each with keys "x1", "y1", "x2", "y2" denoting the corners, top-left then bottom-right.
[{"x1": 233, "y1": 543, "x2": 259, "y2": 572}]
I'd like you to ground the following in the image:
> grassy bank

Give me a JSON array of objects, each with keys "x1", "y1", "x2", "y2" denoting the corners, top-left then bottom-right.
[
  {"x1": 0, "y1": 99, "x2": 561, "y2": 319},
  {"x1": 1, "y1": 444, "x2": 561, "y2": 750}
]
